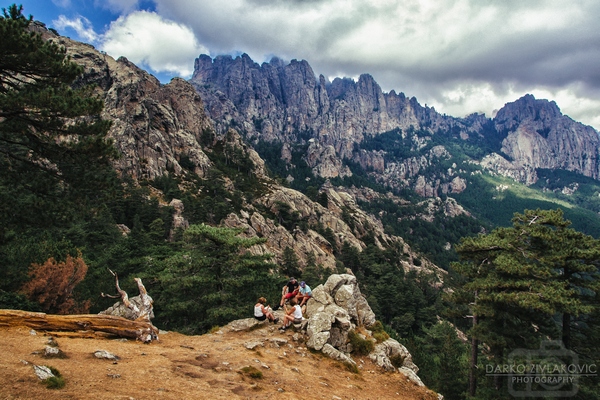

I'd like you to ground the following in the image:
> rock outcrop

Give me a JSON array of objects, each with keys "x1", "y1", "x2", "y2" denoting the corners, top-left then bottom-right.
[
  {"x1": 43, "y1": 32, "x2": 215, "y2": 182},
  {"x1": 493, "y1": 94, "x2": 600, "y2": 183},
  {"x1": 223, "y1": 273, "x2": 426, "y2": 387},
  {"x1": 303, "y1": 274, "x2": 424, "y2": 386}
]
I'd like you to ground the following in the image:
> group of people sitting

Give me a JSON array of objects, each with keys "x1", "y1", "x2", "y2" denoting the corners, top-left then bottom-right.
[{"x1": 253, "y1": 277, "x2": 312, "y2": 331}]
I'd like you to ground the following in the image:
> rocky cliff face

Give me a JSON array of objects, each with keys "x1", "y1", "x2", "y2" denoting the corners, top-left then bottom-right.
[
  {"x1": 43, "y1": 28, "x2": 442, "y2": 277},
  {"x1": 49, "y1": 33, "x2": 215, "y2": 181},
  {"x1": 192, "y1": 54, "x2": 600, "y2": 188},
  {"x1": 493, "y1": 94, "x2": 600, "y2": 182},
  {"x1": 191, "y1": 54, "x2": 477, "y2": 194}
]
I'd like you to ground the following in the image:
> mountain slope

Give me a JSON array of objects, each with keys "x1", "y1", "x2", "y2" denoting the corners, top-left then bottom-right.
[{"x1": 191, "y1": 53, "x2": 600, "y2": 245}]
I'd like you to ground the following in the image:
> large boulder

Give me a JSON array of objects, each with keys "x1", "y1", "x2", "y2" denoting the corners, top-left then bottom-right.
[
  {"x1": 305, "y1": 274, "x2": 376, "y2": 355},
  {"x1": 306, "y1": 312, "x2": 334, "y2": 336},
  {"x1": 306, "y1": 331, "x2": 330, "y2": 351}
]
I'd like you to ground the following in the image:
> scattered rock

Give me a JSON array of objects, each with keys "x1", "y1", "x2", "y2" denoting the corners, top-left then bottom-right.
[
  {"x1": 368, "y1": 339, "x2": 417, "y2": 373},
  {"x1": 94, "y1": 350, "x2": 120, "y2": 360},
  {"x1": 321, "y1": 344, "x2": 356, "y2": 367},
  {"x1": 244, "y1": 341, "x2": 264, "y2": 350},
  {"x1": 399, "y1": 366, "x2": 425, "y2": 387},
  {"x1": 33, "y1": 365, "x2": 54, "y2": 380},
  {"x1": 225, "y1": 318, "x2": 267, "y2": 332},
  {"x1": 269, "y1": 338, "x2": 288, "y2": 347},
  {"x1": 43, "y1": 346, "x2": 66, "y2": 358}
]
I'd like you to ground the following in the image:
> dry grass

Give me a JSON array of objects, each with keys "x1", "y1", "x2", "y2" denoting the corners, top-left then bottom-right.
[{"x1": 0, "y1": 322, "x2": 439, "y2": 399}]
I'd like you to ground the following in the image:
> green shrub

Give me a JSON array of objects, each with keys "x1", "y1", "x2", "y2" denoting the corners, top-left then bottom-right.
[
  {"x1": 369, "y1": 321, "x2": 390, "y2": 343},
  {"x1": 41, "y1": 366, "x2": 65, "y2": 389},
  {"x1": 389, "y1": 354, "x2": 405, "y2": 368},
  {"x1": 344, "y1": 361, "x2": 360, "y2": 374},
  {"x1": 240, "y1": 366, "x2": 263, "y2": 379},
  {"x1": 0, "y1": 290, "x2": 41, "y2": 311},
  {"x1": 348, "y1": 330, "x2": 374, "y2": 355}
]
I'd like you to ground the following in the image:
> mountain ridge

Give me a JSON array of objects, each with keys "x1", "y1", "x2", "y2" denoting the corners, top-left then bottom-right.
[{"x1": 191, "y1": 53, "x2": 600, "y2": 189}]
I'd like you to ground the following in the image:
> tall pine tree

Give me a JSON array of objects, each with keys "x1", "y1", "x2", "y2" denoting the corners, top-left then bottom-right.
[
  {"x1": 451, "y1": 209, "x2": 600, "y2": 397},
  {"x1": 149, "y1": 224, "x2": 280, "y2": 334},
  {"x1": 0, "y1": 4, "x2": 115, "y2": 237}
]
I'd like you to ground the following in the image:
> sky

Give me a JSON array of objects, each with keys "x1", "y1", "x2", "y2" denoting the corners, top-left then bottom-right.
[{"x1": 14, "y1": 0, "x2": 600, "y2": 130}]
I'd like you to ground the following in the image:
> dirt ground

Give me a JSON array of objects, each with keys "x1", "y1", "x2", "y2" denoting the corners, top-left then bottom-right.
[{"x1": 0, "y1": 321, "x2": 439, "y2": 400}]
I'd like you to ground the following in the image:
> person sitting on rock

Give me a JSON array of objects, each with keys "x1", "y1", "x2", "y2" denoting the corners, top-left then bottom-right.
[
  {"x1": 278, "y1": 277, "x2": 299, "y2": 308},
  {"x1": 254, "y1": 297, "x2": 278, "y2": 323},
  {"x1": 280, "y1": 298, "x2": 303, "y2": 331},
  {"x1": 296, "y1": 281, "x2": 312, "y2": 307}
]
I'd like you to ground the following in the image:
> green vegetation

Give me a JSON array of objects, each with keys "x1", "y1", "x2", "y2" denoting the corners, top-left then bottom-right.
[
  {"x1": 0, "y1": 4, "x2": 116, "y2": 240},
  {"x1": 369, "y1": 321, "x2": 390, "y2": 343},
  {"x1": 240, "y1": 366, "x2": 263, "y2": 379},
  {"x1": 456, "y1": 173, "x2": 600, "y2": 236},
  {"x1": 450, "y1": 209, "x2": 600, "y2": 398},
  {"x1": 146, "y1": 224, "x2": 280, "y2": 334},
  {"x1": 339, "y1": 242, "x2": 442, "y2": 337},
  {"x1": 407, "y1": 322, "x2": 469, "y2": 400},
  {"x1": 357, "y1": 197, "x2": 485, "y2": 270},
  {"x1": 41, "y1": 366, "x2": 65, "y2": 389},
  {"x1": 348, "y1": 329, "x2": 375, "y2": 355}
]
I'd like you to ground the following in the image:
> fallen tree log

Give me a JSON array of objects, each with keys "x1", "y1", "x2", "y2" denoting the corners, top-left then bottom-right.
[{"x1": 0, "y1": 309, "x2": 159, "y2": 342}]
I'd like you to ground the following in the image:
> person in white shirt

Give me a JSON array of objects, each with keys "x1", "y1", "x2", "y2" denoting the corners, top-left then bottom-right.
[
  {"x1": 280, "y1": 298, "x2": 303, "y2": 330},
  {"x1": 254, "y1": 297, "x2": 277, "y2": 323}
]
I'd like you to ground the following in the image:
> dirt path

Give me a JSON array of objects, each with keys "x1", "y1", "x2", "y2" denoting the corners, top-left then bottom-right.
[{"x1": 0, "y1": 323, "x2": 438, "y2": 399}]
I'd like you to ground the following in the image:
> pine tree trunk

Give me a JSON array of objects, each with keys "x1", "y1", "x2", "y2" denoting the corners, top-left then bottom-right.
[
  {"x1": 562, "y1": 312, "x2": 571, "y2": 349},
  {"x1": 469, "y1": 315, "x2": 478, "y2": 397}
]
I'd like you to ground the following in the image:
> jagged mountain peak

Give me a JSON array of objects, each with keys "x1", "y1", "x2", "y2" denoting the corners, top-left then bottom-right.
[{"x1": 495, "y1": 93, "x2": 563, "y2": 131}]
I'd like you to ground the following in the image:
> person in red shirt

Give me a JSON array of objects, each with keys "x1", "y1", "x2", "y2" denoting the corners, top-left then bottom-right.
[{"x1": 278, "y1": 277, "x2": 299, "y2": 308}]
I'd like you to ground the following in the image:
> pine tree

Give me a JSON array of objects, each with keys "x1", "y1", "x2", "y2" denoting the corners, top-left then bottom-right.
[
  {"x1": 451, "y1": 208, "x2": 600, "y2": 396},
  {"x1": 281, "y1": 246, "x2": 301, "y2": 277},
  {"x1": 0, "y1": 4, "x2": 115, "y2": 237},
  {"x1": 150, "y1": 224, "x2": 280, "y2": 334}
]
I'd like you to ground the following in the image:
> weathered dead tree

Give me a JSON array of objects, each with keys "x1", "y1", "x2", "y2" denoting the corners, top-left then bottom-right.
[
  {"x1": 0, "y1": 309, "x2": 158, "y2": 342},
  {"x1": 100, "y1": 269, "x2": 154, "y2": 323}
]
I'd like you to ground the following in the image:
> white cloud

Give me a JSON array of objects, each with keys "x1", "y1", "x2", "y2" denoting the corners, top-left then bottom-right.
[
  {"x1": 53, "y1": 15, "x2": 99, "y2": 43},
  {"x1": 99, "y1": 11, "x2": 208, "y2": 77},
  {"x1": 94, "y1": 0, "x2": 140, "y2": 14},
  {"x1": 51, "y1": 0, "x2": 71, "y2": 8}
]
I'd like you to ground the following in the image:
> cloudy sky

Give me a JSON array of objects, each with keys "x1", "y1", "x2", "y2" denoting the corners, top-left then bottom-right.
[{"x1": 17, "y1": 0, "x2": 600, "y2": 130}]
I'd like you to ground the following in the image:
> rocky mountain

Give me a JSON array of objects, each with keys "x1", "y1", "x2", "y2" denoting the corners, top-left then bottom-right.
[
  {"x1": 37, "y1": 27, "x2": 443, "y2": 279},
  {"x1": 191, "y1": 54, "x2": 600, "y2": 190},
  {"x1": 490, "y1": 94, "x2": 600, "y2": 183},
  {"x1": 36, "y1": 24, "x2": 600, "y2": 272}
]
